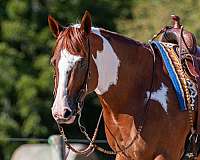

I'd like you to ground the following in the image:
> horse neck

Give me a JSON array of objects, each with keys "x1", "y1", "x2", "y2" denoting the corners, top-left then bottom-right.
[{"x1": 90, "y1": 29, "x2": 155, "y2": 114}]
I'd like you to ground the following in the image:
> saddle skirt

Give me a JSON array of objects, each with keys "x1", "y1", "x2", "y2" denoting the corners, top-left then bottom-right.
[{"x1": 151, "y1": 41, "x2": 198, "y2": 111}]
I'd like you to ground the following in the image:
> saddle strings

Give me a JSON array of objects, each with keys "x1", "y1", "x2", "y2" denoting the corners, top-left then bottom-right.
[
  {"x1": 179, "y1": 26, "x2": 195, "y2": 134},
  {"x1": 151, "y1": 25, "x2": 195, "y2": 134}
]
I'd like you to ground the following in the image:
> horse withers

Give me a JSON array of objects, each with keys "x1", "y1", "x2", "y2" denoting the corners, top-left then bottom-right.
[{"x1": 48, "y1": 11, "x2": 199, "y2": 160}]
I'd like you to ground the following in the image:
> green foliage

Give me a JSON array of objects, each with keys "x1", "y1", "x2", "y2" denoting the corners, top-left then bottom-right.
[
  {"x1": 117, "y1": 0, "x2": 200, "y2": 43},
  {"x1": 6, "y1": 0, "x2": 28, "y2": 20},
  {"x1": 0, "y1": 0, "x2": 132, "y2": 159}
]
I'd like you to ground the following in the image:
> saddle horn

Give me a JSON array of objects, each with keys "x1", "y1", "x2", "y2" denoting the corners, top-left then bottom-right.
[{"x1": 161, "y1": 15, "x2": 197, "y2": 55}]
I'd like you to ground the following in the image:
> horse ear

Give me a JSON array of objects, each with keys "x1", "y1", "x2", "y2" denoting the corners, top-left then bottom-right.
[
  {"x1": 80, "y1": 11, "x2": 92, "y2": 34},
  {"x1": 48, "y1": 16, "x2": 63, "y2": 38}
]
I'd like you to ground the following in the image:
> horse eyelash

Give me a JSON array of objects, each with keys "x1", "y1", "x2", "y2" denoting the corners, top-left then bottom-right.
[{"x1": 50, "y1": 58, "x2": 57, "y2": 68}]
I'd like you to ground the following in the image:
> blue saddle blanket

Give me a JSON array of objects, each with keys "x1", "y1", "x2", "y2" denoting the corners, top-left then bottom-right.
[{"x1": 151, "y1": 41, "x2": 187, "y2": 111}]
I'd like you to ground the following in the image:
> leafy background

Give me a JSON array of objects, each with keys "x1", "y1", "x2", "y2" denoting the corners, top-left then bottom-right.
[{"x1": 0, "y1": 0, "x2": 200, "y2": 159}]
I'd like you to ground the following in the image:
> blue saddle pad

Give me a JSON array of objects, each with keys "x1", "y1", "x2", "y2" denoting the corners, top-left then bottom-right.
[{"x1": 151, "y1": 41, "x2": 187, "y2": 111}]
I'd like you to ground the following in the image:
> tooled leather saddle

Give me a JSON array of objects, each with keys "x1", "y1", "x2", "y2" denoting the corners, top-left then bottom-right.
[
  {"x1": 160, "y1": 16, "x2": 200, "y2": 132},
  {"x1": 159, "y1": 15, "x2": 200, "y2": 159}
]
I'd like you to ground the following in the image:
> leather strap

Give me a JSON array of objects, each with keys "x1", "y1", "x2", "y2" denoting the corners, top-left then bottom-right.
[{"x1": 196, "y1": 78, "x2": 200, "y2": 134}]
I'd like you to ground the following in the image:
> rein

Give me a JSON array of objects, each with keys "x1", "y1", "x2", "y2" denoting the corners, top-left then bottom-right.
[
  {"x1": 56, "y1": 37, "x2": 116, "y2": 157},
  {"x1": 56, "y1": 34, "x2": 157, "y2": 159}
]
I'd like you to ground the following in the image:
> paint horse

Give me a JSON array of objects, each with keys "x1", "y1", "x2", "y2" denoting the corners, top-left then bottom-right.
[{"x1": 48, "y1": 11, "x2": 199, "y2": 160}]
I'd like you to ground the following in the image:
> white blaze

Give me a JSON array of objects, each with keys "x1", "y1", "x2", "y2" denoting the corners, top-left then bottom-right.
[
  {"x1": 52, "y1": 49, "x2": 81, "y2": 114},
  {"x1": 146, "y1": 83, "x2": 168, "y2": 112},
  {"x1": 92, "y1": 28, "x2": 120, "y2": 95}
]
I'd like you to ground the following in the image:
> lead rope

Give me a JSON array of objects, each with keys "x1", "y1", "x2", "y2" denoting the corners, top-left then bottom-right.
[
  {"x1": 57, "y1": 108, "x2": 117, "y2": 156},
  {"x1": 57, "y1": 109, "x2": 103, "y2": 157},
  {"x1": 77, "y1": 89, "x2": 129, "y2": 157},
  {"x1": 77, "y1": 104, "x2": 117, "y2": 155}
]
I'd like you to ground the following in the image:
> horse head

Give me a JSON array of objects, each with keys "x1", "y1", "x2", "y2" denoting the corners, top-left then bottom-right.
[
  {"x1": 49, "y1": 11, "x2": 98, "y2": 124},
  {"x1": 161, "y1": 15, "x2": 197, "y2": 55},
  {"x1": 48, "y1": 10, "x2": 152, "y2": 126}
]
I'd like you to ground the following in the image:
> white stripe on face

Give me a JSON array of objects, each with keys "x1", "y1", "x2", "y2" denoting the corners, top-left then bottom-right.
[
  {"x1": 52, "y1": 49, "x2": 81, "y2": 117},
  {"x1": 92, "y1": 28, "x2": 120, "y2": 95}
]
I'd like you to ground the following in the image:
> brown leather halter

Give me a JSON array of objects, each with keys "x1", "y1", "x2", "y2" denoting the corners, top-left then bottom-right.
[{"x1": 56, "y1": 34, "x2": 157, "y2": 159}]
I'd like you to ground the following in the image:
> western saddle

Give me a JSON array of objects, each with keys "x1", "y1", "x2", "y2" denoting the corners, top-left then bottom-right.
[
  {"x1": 159, "y1": 15, "x2": 200, "y2": 158},
  {"x1": 161, "y1": 15, "x2": 200, "y2": 77}
]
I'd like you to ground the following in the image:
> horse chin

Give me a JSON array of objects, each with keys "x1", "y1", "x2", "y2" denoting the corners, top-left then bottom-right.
[
  {"x1": 57, "y1": 116, "x2": 76, "y2": 124},
  {"x1": 65, "y1": 116, "x2": 76, "y2": 124}
]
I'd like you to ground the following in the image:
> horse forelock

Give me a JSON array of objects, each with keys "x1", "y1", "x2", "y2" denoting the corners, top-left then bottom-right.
[{"x1": 53, "y1": 25, "x2": 87, "y2": 59}]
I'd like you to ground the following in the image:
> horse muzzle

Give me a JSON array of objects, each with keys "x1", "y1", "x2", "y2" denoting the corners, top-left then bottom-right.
[
  {"x1": 52, "y1": 106, "x2": 77, "y2": 124},
  {"x1": 52, "y1": 98, "x2": 78, "y2": 124},
  {"x1": 56, "y1": 115, "x2": 76, "y2": 124}
]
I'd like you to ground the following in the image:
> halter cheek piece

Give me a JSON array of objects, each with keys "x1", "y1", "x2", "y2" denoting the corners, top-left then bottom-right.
[
  {"x1": 53, "y1": 31, "x2": 91, "y2": 116},
  {"x1": 75, "y1": 39, "x2": 91, "y2": 114}
]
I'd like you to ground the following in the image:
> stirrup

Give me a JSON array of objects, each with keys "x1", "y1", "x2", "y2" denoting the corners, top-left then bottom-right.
[
  {"x1": 184, "y1": 153, "x2": 197, "y2": 160},
  {"x1": 183, "y1": 132, "x2": 200, "y2": 160}
]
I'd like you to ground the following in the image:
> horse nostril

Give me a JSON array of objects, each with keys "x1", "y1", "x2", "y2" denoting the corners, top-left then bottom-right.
[{"x1": 64, "y1": 109, "x2": 72, "y2": 118}]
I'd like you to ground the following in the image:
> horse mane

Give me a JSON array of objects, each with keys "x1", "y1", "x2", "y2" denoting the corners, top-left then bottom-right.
[
  {"x1": 53, "y1": 25, "x2": 150, "y2": 60},
  {"x1": 99, "y1": 28, "x2": 150, "y2": 51}
]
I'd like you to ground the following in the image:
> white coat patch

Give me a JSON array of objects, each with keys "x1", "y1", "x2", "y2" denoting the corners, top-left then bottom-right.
[
  {"x1": 146, "y1": 83, "x2": 168, "y2": 112},
  {"x1": 53, "y1": 49, "x2": 81, "y2": 110},
  {"x1": 92, "y1": 28, "x2": 120, "y2": 95}
]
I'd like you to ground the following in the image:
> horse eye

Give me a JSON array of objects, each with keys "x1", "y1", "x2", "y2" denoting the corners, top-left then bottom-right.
[
  {"x1": 53, "y1": 90, "x2": 56, "y2": 98},
  {"x1": 76, "y1": 47, "x2": 81, "y2": 52},
  {"x1": 80, "y1": 60, "x2": 86, "y2": 68},
  {"x1": 51, "y1": 59, "x2": 56, "y2": 67}
]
